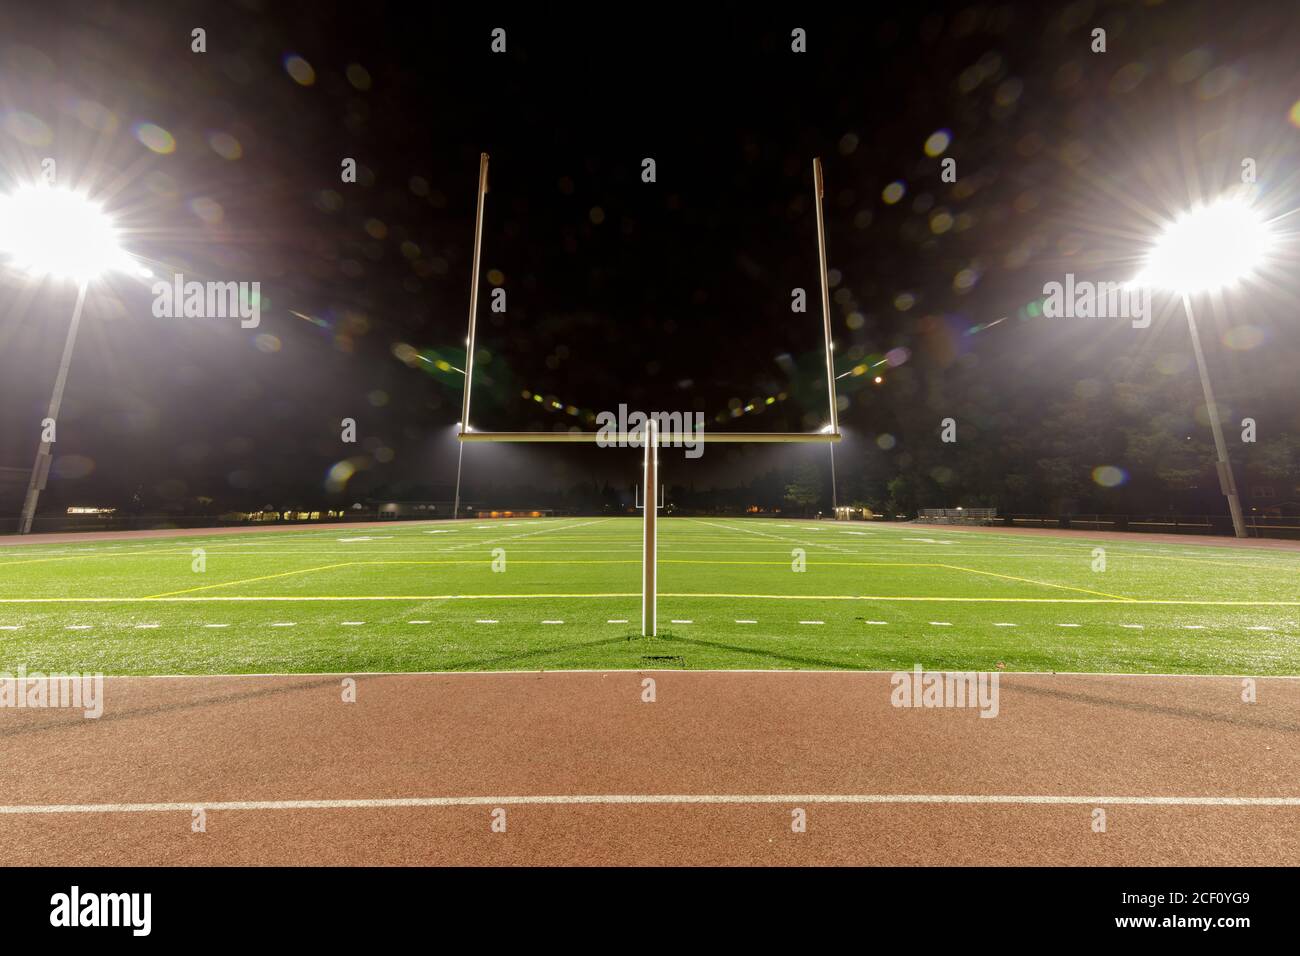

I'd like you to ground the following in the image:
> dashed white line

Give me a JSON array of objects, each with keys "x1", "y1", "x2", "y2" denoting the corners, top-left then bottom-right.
[
  {"x1": 864, "y1": 620, "x2": 888, "y2": 625},
  {"x1": 1058, "y1": 623, "x2": 1081, "y2": 628},
  {"x1": 270, "y1": 622, "x2": 296, "y2": 628},
  {"x1": 340, "y1": 621, "x2": 365, "y2": 626},
  {"x1": 670, "y1": 619, "x2": 693, "y2": 624},
  {"x1": 798, "y1": 620, "x2": 825, "y2": 625},
  {"x1": 66, "y1": 625, "x2": 91, "y2": 631},
  {"x1": 1182, "y1": 625, "x2": 1205, "y2": 630},
  {"x1": 134, "y1": 624, "x2": 160, "y2": 629},
  {"x1": 203, "y1": 623, "x2": 229, "y2": 629},
  {"x1": 1120, "y1": 624, "x2": 1144, "y2": 629},
  {"x1": 542, "y1": 620, "x2": 564, "y2": 625},
  {"x1": 475, "y1": 619, "x2": 499, "y2": 624},
  {"x1": 607, "y1": 619, "x2": 629, "y2": 624},
  {"x1": 0, "y1": 625, "x2": 20, "y2": 631},
  {"x1": 929, "y1": 622, "x2": 952, "y2": 626},
  {"x1": 408, "y1": 620, "x2": 432, "y2": 625},
  {"x1": 735, "y1": 619, "x2": 757, "y2": 624},
  {"x1": 993, "y1": 623, "x2": 1018, "y2": 627},
  {"x1": 1246, "y1": 626, "x2": 1274, "y2": 632}
]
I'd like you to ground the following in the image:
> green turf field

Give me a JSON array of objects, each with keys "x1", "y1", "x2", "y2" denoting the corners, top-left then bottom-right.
[{"x1": 0, "y1": 517, "x2": 1297, "y2": 674}]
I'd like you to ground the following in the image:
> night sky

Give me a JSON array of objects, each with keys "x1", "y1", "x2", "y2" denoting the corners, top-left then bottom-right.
[{"x1": 1, "y1": 1, "x2": 1297, "y2": 521}]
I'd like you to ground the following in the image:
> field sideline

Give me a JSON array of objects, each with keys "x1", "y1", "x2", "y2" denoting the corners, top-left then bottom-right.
[{"x1": 0, "y1": 517, "x2": 1296, "y2": 675}]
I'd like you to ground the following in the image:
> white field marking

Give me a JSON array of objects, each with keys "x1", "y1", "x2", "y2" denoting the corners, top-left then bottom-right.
[
  {"x1": 408, "y1": 620, "x2": 432, "y2": 625},
  {"x1": 798, "y1": 620, "x2": 825, "y2": 625},
  {"x1": 863, "y1": 620, "x2": 888, "y2": 625},
  {"x1": 994, "y1": 623, "x2": 1018, "y2": 627},
  {"x1": 423, "y1": 530, "x2": 454, "y2": 534},
  {"x1": 134, "y1": 623, "x2": 160, "y2": 629},
  {"x1": 337, "y1": 536, "x2": 393, "y2": 542},
  {"x1": 83, "y1": 667, "x2": 1300, "y2": 681},
  {"x1": 670, "y1": 619, "x2": 693, "y2": 624},
  {"x1": 66, "y1": 625, "x2": 91, "y2": 630},
  {"x1": 1057, "y1": 623, "x2": 1081, "y2": 628},
  {"x1": 475, "y1": 619, "x2": 498, "y2": 624},
  {"x1": 203, "y1": 623, "x2": 229, "y2": 628},
  {"x1": 1182, "y1": 625, "x2": 1205, "y2": 630},
  {"x1": 735, "y1": 619, "x2": 758, "y2": 624},
  {"x1": 270, "y1": 622, "x2": 296, "y2": 628},
  {"x1": 1120, "y1": 624, "x2": 1144, "y2": 629},
  {"x1": 340, "y1": 621, "x2": 365, "y2": 626},
  {"x1": 6, "y1": 595, "x2": 1300, "y2": 606},
  {"x1": 3, "y1": 793, "x2": 1298, "y2": 816},
  {"x1": 607, "y1": 619, "x2": 629, "y2": 624},
  {"x1": 929, "y1": 622, "x2": 953, "y2": 626},
  {"x1": 0, "y1": 625, "x2": 20, "y2": 630},
  {"x1": 542, "y1": 620, "x2": 564, "y2": 625},
  {"x1": 1247, "y1": 626, "x2": 1274, "y2": 631}
]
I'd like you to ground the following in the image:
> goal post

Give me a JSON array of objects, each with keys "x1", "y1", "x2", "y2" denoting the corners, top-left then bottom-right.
[{"x1": 457, "y1": 152, "x2": 842, "y2": 636}]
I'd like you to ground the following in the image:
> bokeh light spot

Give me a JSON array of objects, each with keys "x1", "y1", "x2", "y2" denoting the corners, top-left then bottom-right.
[
  {"x1": 923, "y1": 129, "x2": 950, "y2": 157},
  {"x1": 133, "y1": 122, "x2": 175, "y2": 154},
  {"x1": 284, "y1": 54, "x2": 316, "y2": 86}
]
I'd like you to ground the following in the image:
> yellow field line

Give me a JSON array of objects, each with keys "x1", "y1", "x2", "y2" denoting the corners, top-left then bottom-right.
[
  {"x1": 143, "y1": 563, "x2": 358, "y2": 598},
  {"x1": 939, "y1": 564, "x2": 1137, "y2": 601}
]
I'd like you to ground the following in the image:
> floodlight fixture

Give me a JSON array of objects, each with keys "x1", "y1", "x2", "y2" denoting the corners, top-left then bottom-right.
[
  {"x1": 1135, "y1": 197, "x2": 1273, "y2": 294},
  {"x1": 0, "y1": 184, "x2": 133, "y2": 281}
]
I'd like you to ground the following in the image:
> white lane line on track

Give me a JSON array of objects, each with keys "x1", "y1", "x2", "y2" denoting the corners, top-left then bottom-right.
[{"x1": 2, "y1": 793, "x2": 1298, "y2": 815}]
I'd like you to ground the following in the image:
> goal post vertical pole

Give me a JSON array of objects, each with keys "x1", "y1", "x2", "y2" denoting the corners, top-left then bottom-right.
[
  {"x1": 641, "y1": 419, "x2": 658, "y2": 637},
  {"x1": 813, "y1": 157, "x2": 838, "y2": 435},
  {"x1": 459, "y1": 152, "x2": 489, "y2": 436}
]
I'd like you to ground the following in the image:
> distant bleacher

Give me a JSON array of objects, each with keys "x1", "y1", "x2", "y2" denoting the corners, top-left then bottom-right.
[{"x1": 918, "y1": 507, "x2": 997, "y2": 525}]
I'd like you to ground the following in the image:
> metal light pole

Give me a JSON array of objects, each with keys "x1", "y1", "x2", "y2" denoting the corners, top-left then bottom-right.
[
  {"x1": 19, "y1": 281, "x2": 89, "y2": 534},
  {"x1": 1134, "y1": 196, "x2": 1272, "y2": 541},
  {"x1": 1181, "y1": 294, "x2": 1247, "y2": 538}
]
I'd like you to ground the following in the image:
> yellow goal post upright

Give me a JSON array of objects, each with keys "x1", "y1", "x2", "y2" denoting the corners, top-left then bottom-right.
[{"x1": 457, "y1": 152, "x2": 841, "y2": 636}]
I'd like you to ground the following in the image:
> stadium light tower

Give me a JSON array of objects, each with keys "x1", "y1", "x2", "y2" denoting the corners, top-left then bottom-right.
[
  {"x1": 1133, "y1": 196, "x2": 1274, "y2": 539},
  {"x1": 0, "y1": 184, "x2": 137, "y2": 534}
]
